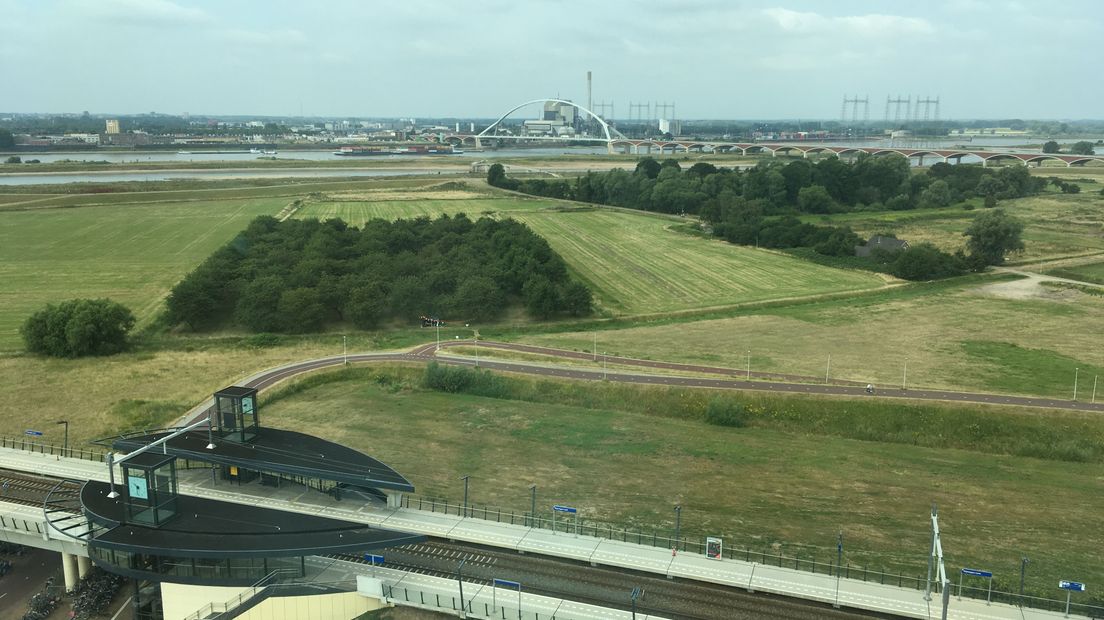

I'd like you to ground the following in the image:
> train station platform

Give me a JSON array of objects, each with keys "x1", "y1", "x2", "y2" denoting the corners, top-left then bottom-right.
[{"x1": 0, "y1": 446, "x2": 1090, "y2": 620}]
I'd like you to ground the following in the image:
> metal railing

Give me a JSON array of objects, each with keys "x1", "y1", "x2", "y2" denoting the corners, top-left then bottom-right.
[
  {"x1": 384, "y1": 584, "x2": 557, "y2": 620},
  {"x1": 0, "y1": 436, "x2": 106, "y2": 462},
  {"x1": 184, "y1": 568, "x2": 305, "y2": 620}
]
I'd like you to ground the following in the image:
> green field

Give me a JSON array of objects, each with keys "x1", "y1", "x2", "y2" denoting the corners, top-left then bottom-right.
[
  {"x1": 1044, "y1": 260, "x2": 1104, "y2": 285},
  {"x1": 515, "y1": 275, "x2": 1104, "y2": 398},
  {"x1": 260, "y1": 372, "x2": 1104, "y2": 599},
  {"x1": 296, "y1": 194, "x2": 888, "y2": 316},
  {"x1": 802, "y1": 192, "x2": 1104, "y2": 264},
  {"x1": 0, "y1": 198, "x2": 287, "y2": 350}
]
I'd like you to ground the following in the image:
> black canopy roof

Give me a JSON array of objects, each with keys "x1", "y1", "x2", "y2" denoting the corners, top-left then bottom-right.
[
  {"x1": 112, "y1": 427, "x2": 414, "y2": 493},
  {"x1": 81, "y1": 481, "x2": 423, "y2": 558}
]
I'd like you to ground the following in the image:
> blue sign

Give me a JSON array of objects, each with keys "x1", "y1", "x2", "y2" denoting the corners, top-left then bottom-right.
[
  {"x1": 363, "y1": 554, "x2": 384, "y2": 565},
  {"x1": 961, "y1": 568, "x2": 993, "y2": 578},
  {"x1": 1059, "y1": 580, "x2": 1086, "y2": 592},
  {"x1": 493, "y1": 579, "x2": 521, "y2": 589},
  {"x1": 24, "y1": 430, "x2": 42, "y2": 436},
  {"x1": 552, "y1": 504, "x2": 577, "y2": 514}
]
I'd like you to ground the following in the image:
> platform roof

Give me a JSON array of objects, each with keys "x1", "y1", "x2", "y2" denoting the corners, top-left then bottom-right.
[
  {"x1": 111, "y1": 427, "x2": 414, "y2": 493},
  {"x1": 81, "y1": 481, "x2": 423, "y2": 558}
]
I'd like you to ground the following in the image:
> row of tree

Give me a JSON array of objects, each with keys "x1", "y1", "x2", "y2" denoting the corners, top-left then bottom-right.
[
  {"x1": 1042, "y1": 140, "x2": 1097, "y2": 155},
  {"x1": 165, "y1": 214, "x2": 592, "y2": 333},
  {"x1": 491, "y1": 155, "x2": 1045, "y2": 218}
]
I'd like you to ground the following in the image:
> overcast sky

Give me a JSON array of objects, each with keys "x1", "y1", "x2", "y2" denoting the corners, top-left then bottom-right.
[{"x1": 2, "y1": 0, "x2": 1101, "y2": 120}]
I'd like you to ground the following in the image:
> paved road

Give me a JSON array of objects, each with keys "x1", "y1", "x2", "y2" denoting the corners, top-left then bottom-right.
[{"x1": 182, "y1": 339, "x2": 1102, "y2": 425}]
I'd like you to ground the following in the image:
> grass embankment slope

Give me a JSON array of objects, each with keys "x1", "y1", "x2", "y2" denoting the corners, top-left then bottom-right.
[
  {"x1": 517, "y1": 274, "x2": 1104, "y2": 399},
  {"x1": 295, "y1": 190, "x2": 888, "y2": 316},
  {"x1": 259, "y1": 368, "x2": 1104, "y2": 599},
  {"x1": 803, "y1": 189, "x2": 1104, "y2": 265}
]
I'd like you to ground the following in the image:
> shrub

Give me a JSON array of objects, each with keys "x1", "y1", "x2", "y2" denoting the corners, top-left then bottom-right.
[
  {"x1": 21, "y1": 298, "x2": 135, "y2": 357},
  {"x1": 704, "y1": 398, "x2": 747, "y2": 427}
]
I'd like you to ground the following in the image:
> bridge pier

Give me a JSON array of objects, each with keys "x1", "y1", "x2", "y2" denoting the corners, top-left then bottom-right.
[
  {"x1": 62, "y1": 551, "x2": 79, "y2": 592},
  {"x1": 77, "y1": 554, "x2": 91, "y2": 579},
  {"x1": 385, "y1": 491, "x2": 404, "y2": 509}
]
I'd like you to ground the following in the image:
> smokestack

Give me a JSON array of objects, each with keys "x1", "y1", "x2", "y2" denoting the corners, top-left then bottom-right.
[{"x1": 587, "y1": 71, "x2": 592, "y2": 112}]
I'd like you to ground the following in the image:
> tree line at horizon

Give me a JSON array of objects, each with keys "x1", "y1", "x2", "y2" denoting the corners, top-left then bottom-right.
[
  {"x1": 489, "y1": 157, "x2": 1032, "y2": 280},
  {"x1": 165, "y1": 214, "x2": 592, "y2": 333}
]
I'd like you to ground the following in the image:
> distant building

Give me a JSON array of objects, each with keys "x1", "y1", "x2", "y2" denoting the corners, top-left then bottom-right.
[
  {"x1": 855, "y1": 235, "x2": 909, "y2": 257},
  {"x1": 105, "y1": 119, "x2": 120, "y2": 134}
]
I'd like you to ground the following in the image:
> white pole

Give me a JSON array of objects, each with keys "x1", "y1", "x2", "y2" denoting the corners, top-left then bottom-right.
[
  {"x1": 436, "y1": 321, "x2": 440, "y2": 352},
  {"x1": 825, "y1": 354, "x2": 831, "y2": 384},
  {"x1": 603, "y1": 353, "x2": 607, "y2": 380},
  {"x1": 475, "y1": 341, "x2": 479, "y2": 368},
  {"x1": 746, "y1": 350, "x2": 751, "y2": 380},
  {"x1": 593, "y1": 332, "x2": 597, "y2": 362},
  {"x1": 1092, "y1": 375, "x2": 1098, "y2": 404},
  {"x1": 903, "y1": 358, "x2": 908, "y2": 391},
  {"x1": 1074, "y1": 367, "x2": 1079, "y2": 401},
  {"x1": 343, "y1": 335, "x2": 347, "y2": 366}
]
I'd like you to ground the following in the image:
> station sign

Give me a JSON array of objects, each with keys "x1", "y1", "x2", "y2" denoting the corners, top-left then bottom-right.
[
  {"x1": 1059, "y1": 580, "x2": 1086, "y2": 592},
  {"x1": 363, "y1": 554, "x2": 384, "y2": 565},
  {"x1": 552, "y1": 504, "x2": 577, "y2": 514},
  {"x1": 493, "y1": 578, "x2": 521, "y2": 589},
  {"x1": 24, "y1": 430, "x2": 42, "y2": 436},
  {"x1": 961, "y1": 568, "x2": 993, "y2": 578}
]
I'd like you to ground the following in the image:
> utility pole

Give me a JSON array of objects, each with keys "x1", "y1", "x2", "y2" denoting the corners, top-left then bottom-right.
[
  {"x1": 460, "y1": 475, "x2": 470, "y2": 518},
  {"x1": 1073, "y1": 367, "x2": 1079, "y2": 401},
  {"x1": 673, "y1": 505, "x2": 682, "y2": 552},
  {"x1": 529, "y1": 484, "x2": 537, "y2": 527},
  {"x1": 343, "y1": 335, "x2": 347, "y2": 366},
  {"x1": 457, "y1": 559, "x2": 467, "y2": 617},
  {"x1": 825, "y1": 354, "x2": 831, "y2": 384},
  {"x1": 1019, "y1": 557, "x2": 1029, "y2": 606},
  {"x1": 746, "y1": 350, "x2": 751, "y2": 380},
  {"x1": 902, "y1": 358, "x2": 908, "y2": 391},
  {"x1": 56, "y1": 420, "x2": 69, "y2": 457}
]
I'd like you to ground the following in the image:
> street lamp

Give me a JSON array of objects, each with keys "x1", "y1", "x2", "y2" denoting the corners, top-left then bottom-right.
[
  {"x1": 528, "y1": 484, "x2": 537, "y2": 528},
  {"x1": 457, "y1": 558, "x2": 467, "y2": 615},
  {"x1": 55, "y1": 420, "x2": 68, "y2": 457},
  {"x1": 837, "y1": 530, "x2": 843, "y2": 573},
  {"x1": 673, "y1": 505, "x2": 682, "y2": 552},
  {"x1": 1019, "y1": 557, "x2": 1029, "y2": 605},
  {"x1": 460, "y1": 475, "x2": 470, "y2": 518}
]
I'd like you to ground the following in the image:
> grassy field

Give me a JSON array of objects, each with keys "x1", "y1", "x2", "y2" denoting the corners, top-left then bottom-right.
[
  {"x1": 0, "y1": 198, "x2": 292, "y2": 350},
  {"x1": 260, "y1": 371, "x2": 1104, "y2": 598},
  {"x1": 1044, "y1": 260, "x2": 1104, "y2": 285},
  {"x1": 802, "y1": 191, "x2": 1104, "y2": 264},
  {"x1": 515, "y1": 275, "x2": 1104, "y2": 398},
  {"x1": 296, "y1": 192, "x2": 888, "y2": 316}
]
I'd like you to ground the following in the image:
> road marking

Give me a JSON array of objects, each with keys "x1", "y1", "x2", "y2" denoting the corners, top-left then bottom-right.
[{"x1": 110, "y1": 596, "x2": 133, "y2": 620}]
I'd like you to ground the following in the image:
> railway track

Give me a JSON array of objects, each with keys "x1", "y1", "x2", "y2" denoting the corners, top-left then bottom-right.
[
  {"x1": 333, "y1": 540, "x2": 895, "y2": 620},
  {"x1": 0, "y1": 469, "x2": 78, "y2": 509}
]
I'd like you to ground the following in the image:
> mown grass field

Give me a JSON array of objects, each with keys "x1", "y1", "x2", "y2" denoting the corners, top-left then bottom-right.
[
  {"x1": 296, "y1": 194, "x2": 888, "y2": 316},
  {"x1": 803, "y1": 191, "x2": 1104, "y2": 264},
  {"x1": 0, "y1": 198, "x2": 288, "y2": 350},
  {"x1": 260, "y1": 372, "x2": 1104, "y2": 599},
  {"x1": 518, "y1": 275, "x2": 1104, "y2": 399},
  {"x1": 1044, "y1": 260, "x2": 1104, "y2": 285}
]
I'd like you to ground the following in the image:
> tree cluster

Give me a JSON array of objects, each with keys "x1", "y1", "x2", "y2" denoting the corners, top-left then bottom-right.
[
  {"x1": 165, "y1": 214, "x2": 591, "y2": 333},
  {"x1": 21, "y1": 299, "x2": 135, "y2": 357}
]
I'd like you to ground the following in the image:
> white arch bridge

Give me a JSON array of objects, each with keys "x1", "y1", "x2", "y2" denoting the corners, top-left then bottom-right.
[{"x1": 446, "y1": 99, "x2": 1104, "y2": 166}]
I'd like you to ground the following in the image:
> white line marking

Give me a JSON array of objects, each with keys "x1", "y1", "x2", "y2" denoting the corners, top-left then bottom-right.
[{"x1": 110, "y1": 596, "x2": 133, "y2": 620}]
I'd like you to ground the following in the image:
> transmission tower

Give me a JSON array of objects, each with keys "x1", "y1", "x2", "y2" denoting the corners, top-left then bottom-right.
[
  {"x1": 885, "y1": 95, "x2": 910, "y2": 125},
  {"x1": 915, "y1": 95, "x2": 940, "y2": 122},
  {"x1": 592, "y1": 101, "x2": 615, "y2": 122},
  {"x1": 841, "y1": 95, "x2": 869, "y2": 125},
  {"x1": 655, "y1": 102, "x2": 675, "y2": 122},
  {"x1": 628, "y1": 102, "x2": 651, "y2": 135}
]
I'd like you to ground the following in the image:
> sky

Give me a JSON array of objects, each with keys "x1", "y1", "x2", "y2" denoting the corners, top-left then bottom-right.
[{"x1": 1, "y1": 0, "x2": 1102, "y2": 120}]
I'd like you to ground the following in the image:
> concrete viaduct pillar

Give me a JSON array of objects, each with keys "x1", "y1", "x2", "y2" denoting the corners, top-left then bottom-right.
[
  {"x1": 77, "y1": 554, "x2": 91, "y2": 579},
  {"x1": 61, "y1": 552, "x2": 79, "y2": 592}
]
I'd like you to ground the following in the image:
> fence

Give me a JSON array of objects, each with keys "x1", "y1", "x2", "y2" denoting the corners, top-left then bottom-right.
[
  {"x1": 0, "y1": 436, "x2": 105, "y2": 462},
  {"x1": 384, "y1": 584, "x2": 557, "y2": 620},
  {"x1": 404, "y1": 495, "x2": 1104, "y2": 617}
]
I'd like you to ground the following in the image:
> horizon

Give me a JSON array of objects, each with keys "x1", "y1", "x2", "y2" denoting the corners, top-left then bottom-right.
[{"x1": 1, "y1": 1, "x2": 1101, "y2": 120}]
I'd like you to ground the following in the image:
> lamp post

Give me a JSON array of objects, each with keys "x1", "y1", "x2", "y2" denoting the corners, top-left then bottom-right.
[
  {"x1": 457, "y1": 558, "x2": 467, "y2": 616},
  {"x1": 460, "y1": 475, "x2": 470, "y2": 518},
  {"x1": 55, "y1": 420, "x2": 68, "y2": 457},
  {"x1": 837, "y1": 530, "x2": 843, "y2": 573},
  {"x1": 1019, "y1": 557, "x2": 1029, "y2": 605},
  {"x1": 674, "y1": 505, "x2": 682, "y2": 552},
  {"x1": 528, "y1": 484, "x2": 537, "y2": 528}
]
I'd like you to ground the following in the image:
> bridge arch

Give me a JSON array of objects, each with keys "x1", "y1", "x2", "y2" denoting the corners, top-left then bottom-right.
[{"x1": 478, "y1": 99, "x2": 625, "y2": 143}]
